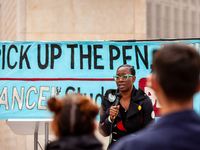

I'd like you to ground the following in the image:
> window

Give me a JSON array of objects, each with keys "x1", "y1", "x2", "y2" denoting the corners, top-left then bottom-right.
[
  {"x1": 183, "y1": 9, "x2": 188, "y2": 37},
  {"x1": 156, "y1": 4, "x2": 161, "y2": 38},
  {"x1": 191, "y1": 11, "x2": 196, "y2": 37},
  {"x1": 165, "y1": 6, "x2": 170, "y2": 38},
  {"x1": 174, "y1": 8, "x2": 179, "y2": 38},
  {"x1": 147, "y1": 2, "x2": 152, "y2": 38}
]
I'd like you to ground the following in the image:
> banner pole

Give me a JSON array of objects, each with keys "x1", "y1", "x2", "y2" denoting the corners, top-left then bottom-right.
[
  {"x1": 34, "y1": 122, "x2": 39, "y2": 150},
  {"x1": 45, "y1": 122, "x2": 49, "y2": 148}
]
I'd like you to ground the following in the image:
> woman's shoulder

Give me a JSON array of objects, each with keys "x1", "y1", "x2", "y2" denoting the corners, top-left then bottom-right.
[
  {"x1": 103, "y1": 89, "x2": 118, "y2": 103},
  {"x1": 105, "y1": 89, "x2": 117, "y2": 95},
  {"x1": 132, "y1": 88, "x2": 151, "y2": 103}
]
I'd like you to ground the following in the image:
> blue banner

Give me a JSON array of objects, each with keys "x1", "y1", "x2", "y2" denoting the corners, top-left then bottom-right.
[{"x1": 0, "y1": 40, "x2": 200, "y2": 119}]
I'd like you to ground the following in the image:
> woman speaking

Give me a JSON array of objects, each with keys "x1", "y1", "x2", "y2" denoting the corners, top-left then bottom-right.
[{"x1": 99, "y1": 64, "x2": 154, "y2": 148}]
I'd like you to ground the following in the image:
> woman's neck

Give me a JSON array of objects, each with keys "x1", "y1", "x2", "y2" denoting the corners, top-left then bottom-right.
[{"x1": 120, "y1": 88, "x2": 133, "y2": 101}]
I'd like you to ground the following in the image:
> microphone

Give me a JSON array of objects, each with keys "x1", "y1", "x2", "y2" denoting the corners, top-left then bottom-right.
[
  {"x1": 110, "y1": 92, "x2": 122, "y2": 122},
  {"x1": 113, "y1": 92, "x2": 122, "y2": 106}
]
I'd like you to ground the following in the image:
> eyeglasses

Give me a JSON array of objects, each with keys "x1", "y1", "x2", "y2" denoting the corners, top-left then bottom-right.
[{"x1": 113, "y1": 74, "x2": 134, "y2": 81}]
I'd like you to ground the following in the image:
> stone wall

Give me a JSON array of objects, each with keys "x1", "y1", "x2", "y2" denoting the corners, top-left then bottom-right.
[{"x1": 0, "y1": 0, "x2": 146, "y2": 149}]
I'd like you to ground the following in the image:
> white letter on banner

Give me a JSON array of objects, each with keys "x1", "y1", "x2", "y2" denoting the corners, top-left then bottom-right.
[
  {"x1": 144, "y1": 87, "x2": 161, "y2": 108},
  {"x1": 26, "y1": 87, "x2": 37, "y2": 109},
  {"x1": 0, "y1": 87, "x2": 9, "y2": 110},
  {"x1": 38, "y1": 86, "x2": 49, "y2": 110},
  {"x1": 11, "y1": 87, "x2": 24, "y2": 110},
  {"x1": 51, "y1": 87, "x2": 56, "y2": 97}
]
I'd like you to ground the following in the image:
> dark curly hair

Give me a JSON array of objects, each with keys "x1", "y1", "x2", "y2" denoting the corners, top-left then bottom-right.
[{"x1": 47, "y1": 94, "x2": 99, "y2": 137}]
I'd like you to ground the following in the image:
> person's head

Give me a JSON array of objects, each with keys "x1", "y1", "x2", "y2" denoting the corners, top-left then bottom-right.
[
  {"x1": 114, "y1": 64, "x2": 136, "y2": 92},
  {"x1": 151, "y1": 44, "x2": 200, "y2": 103},
  {"x1": 47, "y1": 94, "x2": 99, "y2": 137}
]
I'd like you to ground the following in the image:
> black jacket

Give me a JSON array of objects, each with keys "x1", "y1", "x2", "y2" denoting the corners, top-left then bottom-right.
[
  {"x1": 46, "y1": 134, "x2": 102, "y2": 150},
  {"x1": 99, "y1": 87, "x2": 154, "y2": 145},
  {"x1": 111, "y1": 110, "x2": 200, "y2": 150}
]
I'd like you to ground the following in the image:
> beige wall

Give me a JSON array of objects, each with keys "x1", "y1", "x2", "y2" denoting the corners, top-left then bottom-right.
[
  {"x1": 0, "y1": 0, "x2": 146, "y2": 149},
  {"x1": 0, "y1": 0, "x2": 17, "y2": 40},
  {"x1": 25, "y1": 0, "x2": 146, "y2": 41}
]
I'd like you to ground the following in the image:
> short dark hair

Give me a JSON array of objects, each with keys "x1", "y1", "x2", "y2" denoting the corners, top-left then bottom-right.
[
  {"x1": 152, "y1": 44, "x2": 200, "y2": 102},
  {"x1": 117, "y1": 64, "x2": 135, "y2": 76}
]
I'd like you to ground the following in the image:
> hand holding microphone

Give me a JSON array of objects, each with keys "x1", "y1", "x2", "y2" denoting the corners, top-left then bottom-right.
[{"x1": 110, "y1": 93, "x2": 122, "y2": 121}]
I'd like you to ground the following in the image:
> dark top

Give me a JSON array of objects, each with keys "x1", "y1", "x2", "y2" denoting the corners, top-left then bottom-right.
[
  {"x1": 111, "y1": 110, "x2": 200, "y2": 150},
  {"x1": 46, "y1": 134, "x2": 102, "y2": 150},
  {"x1": 99, "y1": 86, "x2": 154, "y2": 146},
  {"x1": 119, "y1": 103, "x2": 128, "y2": 127}
]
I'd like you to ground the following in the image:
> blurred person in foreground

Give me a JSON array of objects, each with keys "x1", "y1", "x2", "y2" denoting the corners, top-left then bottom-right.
[
  {"x1": 111, "y1": 44, "x2": 200, "y2": 150},
  {"x1": 46, "y1": 94, "x2": 103, "y2": 150},
  {"x1": 99, "y1": 64, "x2": 154, "y2": 149}
]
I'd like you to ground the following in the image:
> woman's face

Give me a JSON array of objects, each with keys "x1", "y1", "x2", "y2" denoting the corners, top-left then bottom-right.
[{"x1": 116, "y1": 67, "x2": 136, "y2": 93}]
